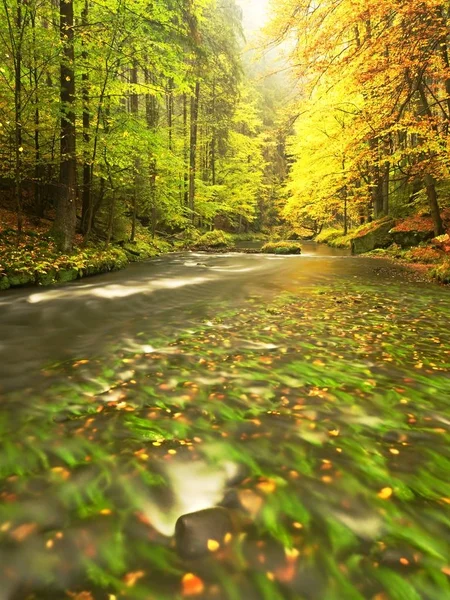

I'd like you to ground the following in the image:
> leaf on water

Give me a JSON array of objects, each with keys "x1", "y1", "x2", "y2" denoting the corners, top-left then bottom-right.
[
  {"x1": 207, "y1": 539, "x2": 220, "y2": 552},
  {"x1": 182, "y1": 573, "x2": 205, "y2": 596},
  {"x1": 377, "y1": 487, "x2": 393, "y2": 500}
]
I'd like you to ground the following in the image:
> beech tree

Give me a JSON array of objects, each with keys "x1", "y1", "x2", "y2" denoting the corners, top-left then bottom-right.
[{"x1": 269, "y1": 0, "x2": 449, "y2": 235}]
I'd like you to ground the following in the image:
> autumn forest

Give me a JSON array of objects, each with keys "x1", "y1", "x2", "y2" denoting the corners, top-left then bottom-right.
[{"x1": 0, "y1": 1, "x2": 450, "y2": 600}]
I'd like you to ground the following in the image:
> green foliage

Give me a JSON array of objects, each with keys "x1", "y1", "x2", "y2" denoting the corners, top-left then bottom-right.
[
  {"x1": 431, "y1": 259, "x2": 450, "y2": 283},
  {"x1": 261, "y1": 241, "x2": 302, "y2": 254}
]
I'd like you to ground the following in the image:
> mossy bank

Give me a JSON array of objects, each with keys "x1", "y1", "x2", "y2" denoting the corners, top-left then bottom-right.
[{"x1": 0, "y1": 228, "x2": 171, "y2": 291}]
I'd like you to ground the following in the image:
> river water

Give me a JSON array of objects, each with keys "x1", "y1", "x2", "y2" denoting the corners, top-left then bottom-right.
[{"x1": 0, "y1": 244, "x2": 449, "y2": 600}]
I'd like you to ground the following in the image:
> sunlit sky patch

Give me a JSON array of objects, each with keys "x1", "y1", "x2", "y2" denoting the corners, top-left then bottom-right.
[{"x1": 236, "y1": 0, "x2": 270, "y2": 33}]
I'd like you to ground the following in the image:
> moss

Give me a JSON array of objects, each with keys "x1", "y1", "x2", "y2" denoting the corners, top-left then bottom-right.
[
  {"x1": 327, "y1": 233, "x2": 353, "y2": 248},
  {"x1": 315, "y1": 228, "x2": 344, "y2": 244},
  {"x1": 231, "y1": 232, "x2": 268, "y2": 242},
  {"x1": 36, "y1": 269, "x2": 58, "y2": 286},
  {"x1": 261, "y1": 241, "x2": 302, "y2": 255},
  {"x1": 7, "y1": 271, "x2": 36, "y2": 287},
  {"x1": 57, "y1": 268, "x2": 79, "y2": 283},
  {"x1": 193, "y1": 230, "x2": 233, "y2": 250},
  {"x1": 123, "y1": 240, "x2": 159, "y2": 260},
  {"x1": 0, "y1": 275, "x2": 10, "y2": 290},
  {"x1": 351, "y1": 218, "x2": 395, "y2": 255}
]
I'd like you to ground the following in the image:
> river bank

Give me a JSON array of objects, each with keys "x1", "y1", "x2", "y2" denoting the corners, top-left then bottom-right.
[
  {"x1": 314, "y1": 213, "x2": 450, "y2": 285},
  {"x1": 0, "y1": 210, "x2": 172, "y2": 291},
  {"x1": 1, "y1": 250, "x2": 449, "y2": 600}
]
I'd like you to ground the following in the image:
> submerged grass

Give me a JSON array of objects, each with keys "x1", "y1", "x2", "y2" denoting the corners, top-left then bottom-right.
[{"x1": 0, "y1": 279, "x2": 449, "y2": 599}]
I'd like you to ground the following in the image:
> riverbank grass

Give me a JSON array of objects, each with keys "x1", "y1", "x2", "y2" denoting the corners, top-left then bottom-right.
[{"x1": 0, "y1": 212, "x2": 171, "y2": 290}]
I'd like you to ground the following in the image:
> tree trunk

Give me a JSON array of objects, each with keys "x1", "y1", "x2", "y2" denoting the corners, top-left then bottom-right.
[
  {"x1": 167, "y1": 77, "x2": 174, "y2": 151},
  {"x1": 14, "y1": 0, "x2": 23, "y2": 233},
  {"x1": 417, "y1": 81, "x2": 444, "y2": 235},
  {"x1": 81, "y1": 0, "x2": 91, "y2": 234},
  {"x1": 54, "y1": 0, "x2": 77, "y2": 251},
  {"x1": 189, "y1": 81, "x2": 200, "y2": 220},
  {"x1": 382, "y1": 161, "x2": 390, "y2": 216},
  {"x1": 130, "y1": 59, "x2": 139, "y2": 241},
  {"x1": 424, "y1": 174, "x2": 444, "y2": 236},
  {"x1": 183, "y1": 93, "x2": 189, "y2": 206}
]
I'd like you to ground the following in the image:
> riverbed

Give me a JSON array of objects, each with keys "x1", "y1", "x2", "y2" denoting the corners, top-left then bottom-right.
[{"x1": 0, "y1": 244, "x2": 449, "y2": 600}]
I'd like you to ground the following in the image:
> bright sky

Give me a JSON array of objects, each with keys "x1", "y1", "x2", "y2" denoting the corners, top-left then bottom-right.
[{"x1": 236, "y1": 0, "x2": 270, "y2": 33}]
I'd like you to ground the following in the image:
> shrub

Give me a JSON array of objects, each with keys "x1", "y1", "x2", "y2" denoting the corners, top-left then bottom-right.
[
  {"x1": 431, "y1": 259, "x2": 450, "y2": 283},
  {"x1": 404, "y1": 247, "x2": 442, "y2": 264},
  {"x1": 261, "y1": 241, "x2": 302, "y2": 255}
]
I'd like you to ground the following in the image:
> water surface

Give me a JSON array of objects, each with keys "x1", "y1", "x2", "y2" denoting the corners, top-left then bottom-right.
[{"x1": 0, "y1": 247, "x2": 449, "y2": 600}]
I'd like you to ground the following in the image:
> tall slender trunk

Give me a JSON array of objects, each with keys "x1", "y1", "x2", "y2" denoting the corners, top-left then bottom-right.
[
  {"x1": 167, "y1": 77, "x2": 174, "y2": 151},
  {"x1": 382, "y1": 161, "x2": 390, "y2": 216},
  {"x1": 54, "y1": 0, "x2": 77, "y2": 251},
  {"x1": 145, "y1": 66, "x2": 158, "y2": 237},
  {"x1": 81, "y1": 0, "x2": 91, "y2": 234},
  {"x1": 31, "y1": 9, "x2": 43, "y2": 217},
  {"x1": 417, "y1": 81, "x2": 444, "y2": 235},
  {"x1": 12, "y1": 0, "x2": 23, "y2": 233},
  {"x1": 130, "y1": 59, "x2": 139, "y2": 241},
  {"x1": 183, "y1": 93, "x2": 188, "y2": 206},
  {"x1": 189, "y1": 81, "x2": 200, "y2": 220}
]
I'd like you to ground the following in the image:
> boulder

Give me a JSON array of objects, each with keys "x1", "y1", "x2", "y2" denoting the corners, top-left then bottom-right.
[
  {"x1": 57, "y1": 268, "x2": 79, "y2": 283},
  {"x1": 175, "y1": 507, "x2": 233, "y2": 559},
  {"x1": 390, "y1": 228, "x2": 434, "y2": 248},
  {"x1": 7, "y1": 271, "x2": 35, "y2": 287},
  {"x1": 351, "y1": 219, "x2": 394, "y2": 255}
]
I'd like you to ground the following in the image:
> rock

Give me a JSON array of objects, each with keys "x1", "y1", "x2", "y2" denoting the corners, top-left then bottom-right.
[
  {"x1": 390, "y1": 228, "x2": 434, "y2": 248},
  {"x1": 351, "y1": 218, "x2": 395, "y2": 255},
  {"x1": 175, "y1": 507, "x2": 233, "y2": 559},
  {"x1": 7, "y1": 271, "x2": 35, "y2": 287},
  {"x1": 57, "y1": 268, "x2": 79, "y2": 283}
]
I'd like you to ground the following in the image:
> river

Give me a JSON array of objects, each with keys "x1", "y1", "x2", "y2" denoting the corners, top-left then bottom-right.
[{"x1": 0, "y1": 244, "x2": 449, "y2": 600}]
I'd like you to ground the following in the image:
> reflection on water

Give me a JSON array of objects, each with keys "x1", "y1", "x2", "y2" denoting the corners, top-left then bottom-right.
[{"x1": 0, "y1": 246, "x2": 449, "y2": 599}]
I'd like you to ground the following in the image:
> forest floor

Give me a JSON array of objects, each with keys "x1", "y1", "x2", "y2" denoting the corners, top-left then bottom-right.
[{"x1": 0, "y1": 208, "x2": 171, "y2": 291}]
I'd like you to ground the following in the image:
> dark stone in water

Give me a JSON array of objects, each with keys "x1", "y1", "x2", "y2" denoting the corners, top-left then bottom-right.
[{"x1": 175, "y1": 507, "x2": 233, "y2": 559}]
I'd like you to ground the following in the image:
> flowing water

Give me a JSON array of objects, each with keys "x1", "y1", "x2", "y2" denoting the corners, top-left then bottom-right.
[{"x1": 0, "y1": 244, "x2": 449, "y2": 600}]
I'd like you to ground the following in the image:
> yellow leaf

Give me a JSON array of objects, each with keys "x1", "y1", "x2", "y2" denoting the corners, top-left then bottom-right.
[
  {"x1": 378, "y1": 487, "x2": 393, "y2": 500},
  {"x1": 207, "y1": 539, "x2": 220, "y2": 552}
]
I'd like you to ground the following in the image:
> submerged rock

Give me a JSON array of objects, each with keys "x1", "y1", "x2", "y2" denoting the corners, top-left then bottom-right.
[{"x1": 175, "y1": 507, "x2": 233, "y2": 559}]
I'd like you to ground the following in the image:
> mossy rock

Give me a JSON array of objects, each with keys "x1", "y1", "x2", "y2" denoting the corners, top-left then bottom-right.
[
  {"x1": 0, "y1": 275, "x2": 10, "y2": 290},
  {"x1": 351, "y1": 219, "x2": 395, "y2": 255},
  {"x1": 57, "y1": 268, "x2": 79, "y2": 283},
  {"x1": 390, "y1": 229, "x2": 434, "y2": 248},
  {"x1": 261, "y1": 241, "x2": 302, "y2": 255},
  {"x1": 194, "y1": 230, "x2": 233, "y2": 250},
  {"x1": 37, "y1": 269, "x2": 57, "y2": 286},
  {"x1": 7, "y1": 271, "x2": 36, "y2": 287}
]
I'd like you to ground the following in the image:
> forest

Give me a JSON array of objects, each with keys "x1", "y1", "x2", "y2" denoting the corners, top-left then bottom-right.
[{"x1": 0, "y1": 1, "x2": 450, "y2": 600}]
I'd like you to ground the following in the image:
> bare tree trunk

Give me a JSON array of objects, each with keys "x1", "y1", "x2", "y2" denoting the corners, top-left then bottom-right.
[
  {"x1": 417, "y1": 81, "x2": 444, "y2": 235},
  {"x1": 54, "y1": 0, "x2": 77, "y2": 251},
  {"x1": 81, "y1": 0, "x2": 91, "y2": 234},
  {"x1": 130, "y1": 59, "x2": 139, "y2": 241},
  {"x1": 189, "y1": 81, "x2": 200, "y2": 220},
  {"x1": 183, "y1": 93, "x2": 189, "y2": 206}
]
